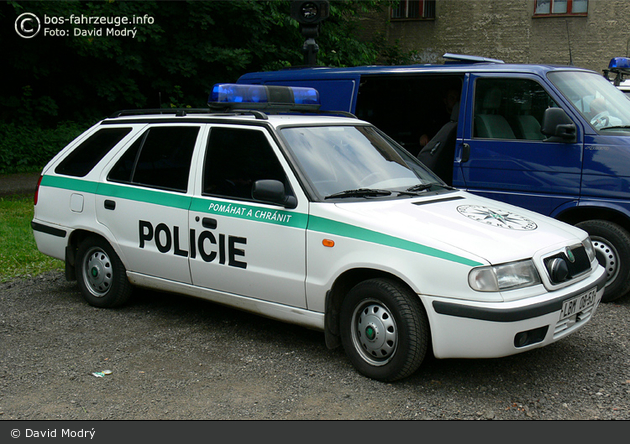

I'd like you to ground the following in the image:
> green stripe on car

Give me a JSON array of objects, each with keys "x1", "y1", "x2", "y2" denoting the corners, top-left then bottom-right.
[{"x1": 41, "y1": 175, "x2": 480, "y2": 267}]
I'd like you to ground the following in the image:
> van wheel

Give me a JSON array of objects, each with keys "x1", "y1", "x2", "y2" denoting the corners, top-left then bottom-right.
[
  {"x1": 339, "y1": 278, "x2": 428, "y2": 382},
  {"x1": 576, "y1": 220, "x2": 630, "y2": 302},
  {"x1": 76, "y1": 236, "x2": 132, "y2": 308}
]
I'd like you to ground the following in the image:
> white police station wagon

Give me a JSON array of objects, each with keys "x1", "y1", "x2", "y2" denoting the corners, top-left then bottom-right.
[{"x1": 32, "y1": 84, "x2": 607, "y2": 381}]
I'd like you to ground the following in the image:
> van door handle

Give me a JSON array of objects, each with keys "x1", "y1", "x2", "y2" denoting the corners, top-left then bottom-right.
[
  {"x1": 461, "y1": 143, "x2": 470, "y2": 163},
  {"x1": 202, "y1": 217, "x2": 217, "y2": 229},
  {"x1": 104, "y1": 200, "x2": 116, "y2": 210}
]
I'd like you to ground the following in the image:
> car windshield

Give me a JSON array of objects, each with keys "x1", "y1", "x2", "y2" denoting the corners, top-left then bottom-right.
[
  {"x1": 280, "y1": 125, "x2": 444, "y2": 200},
  {"x1": 549, "y1": 71, "x2": 630, "y2": 132}
]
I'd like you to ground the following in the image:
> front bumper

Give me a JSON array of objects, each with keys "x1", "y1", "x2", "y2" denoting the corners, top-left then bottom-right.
[{"x1": 423, "y1": 266, "x2": 607, "y2": 359}]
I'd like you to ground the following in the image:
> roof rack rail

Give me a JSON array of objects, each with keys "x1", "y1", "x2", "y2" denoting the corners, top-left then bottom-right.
[
  {"x1": 442, "y1": 53, "x2": 505, "y2": 64},
  {"x1": 109, "y1": 108, "x2": 212, "y2": 118}
]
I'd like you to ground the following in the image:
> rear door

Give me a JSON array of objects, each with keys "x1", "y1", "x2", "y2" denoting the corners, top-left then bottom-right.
[
  {"x1": 96, "y1": 124, "x2": 203, "y2": 284},
  {"x1": 454, "y1": 74, "x2": 584, "y2": 216}
]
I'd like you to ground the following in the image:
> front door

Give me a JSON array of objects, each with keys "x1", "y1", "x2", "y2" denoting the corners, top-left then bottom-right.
[
  {"x1": 454, "y1": 74, "x2": 584, "y2": 216},
  {"x1": 189, "y1": 125, "x2": 308, "y2": 308}
]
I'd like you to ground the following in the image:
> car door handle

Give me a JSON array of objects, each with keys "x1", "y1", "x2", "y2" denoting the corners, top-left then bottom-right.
[
  {"x1": 104, "y1": 199, "x2": 116, "y2": 210},
  {"x1": 202, "y1": 217, "x2": 217, "y2": 229},
  {"x1": 461, "y1": 143, "x2": 470, "y2": 163}
]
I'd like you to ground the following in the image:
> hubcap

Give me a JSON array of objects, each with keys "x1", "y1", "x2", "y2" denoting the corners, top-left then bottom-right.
[
  {"x1": 352, "y1": 301, "x2": 397, "y2": 366},
  {"x1": 83, "y1": 247, "x2": 113, "y2": 297},
  {"x1": 591, "y1": 236, "x2": 620, "y2": 287}
]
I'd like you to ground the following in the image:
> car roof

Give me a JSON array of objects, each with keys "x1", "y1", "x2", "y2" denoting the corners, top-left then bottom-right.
[{"x1": 239, "y1": 61, "x2": 596, "y2": 81}]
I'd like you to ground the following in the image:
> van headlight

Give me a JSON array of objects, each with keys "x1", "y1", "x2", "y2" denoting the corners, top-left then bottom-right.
[
  {"x1": 583, "y1": 237, "x2": 596, "y2": 263},
  {"x1": 469, "y1": 260, "x2": 541, "y2": 292}
]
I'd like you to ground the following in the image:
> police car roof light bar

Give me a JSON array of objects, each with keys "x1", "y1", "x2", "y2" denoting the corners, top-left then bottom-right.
[{"x1": 208, "y1": 84, "x2": 320, "y2": 112}]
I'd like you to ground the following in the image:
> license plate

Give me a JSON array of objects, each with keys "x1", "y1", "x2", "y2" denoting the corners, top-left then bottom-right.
[{"x1": 560, "y1": 288, "x2": 597, "y2": 320}]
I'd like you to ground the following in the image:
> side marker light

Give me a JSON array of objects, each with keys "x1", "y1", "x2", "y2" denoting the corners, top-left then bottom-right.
[{"x1": 322, "y1": 239, "x2": 335, "y2": 248}]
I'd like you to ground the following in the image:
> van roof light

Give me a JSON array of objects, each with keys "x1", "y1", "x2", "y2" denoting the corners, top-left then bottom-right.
[
  {"x1": 443, "y1": 53, "x2": 505, "y2": 64},
  {"x1": 609, "y1": 57, "x2": 630, "y2": 71},
  {"x1": 208, "y1": 83, "x2": 320, "y2": 111},
  {"x1": 605, "y1": 57, "x2": 630, "y2": 85}
]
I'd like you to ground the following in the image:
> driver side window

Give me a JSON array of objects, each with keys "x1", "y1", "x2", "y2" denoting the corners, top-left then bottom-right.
[{"x1": 474, "y1": 78, "x2": 558, "y2": 141}]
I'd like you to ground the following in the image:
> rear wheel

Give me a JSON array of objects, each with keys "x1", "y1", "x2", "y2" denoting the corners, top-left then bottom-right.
[
  {"x1": 76, "y1": 236, "x2": 132, "y2": 308},
  {"x1": 339, "y1": 278, "x2": 429, "y2": 381},
  {"x1": 576, "y1": 220, "x2": 630, "y2": 302}
]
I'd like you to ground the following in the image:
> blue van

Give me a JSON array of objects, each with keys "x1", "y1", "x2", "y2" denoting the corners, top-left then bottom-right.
[{"x1": 238, "y1": 54, "x2": 630, "y2": 302}]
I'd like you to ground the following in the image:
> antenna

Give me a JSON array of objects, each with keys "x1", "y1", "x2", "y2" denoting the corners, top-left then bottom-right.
[{"x1": 566, "y1": 20, "x2": 574, "y2": 66}]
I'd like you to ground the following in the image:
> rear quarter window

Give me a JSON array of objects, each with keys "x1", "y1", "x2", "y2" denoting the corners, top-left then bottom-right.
[{"x1": 54, "y1": 127, "x2": 132, "y2": 177}]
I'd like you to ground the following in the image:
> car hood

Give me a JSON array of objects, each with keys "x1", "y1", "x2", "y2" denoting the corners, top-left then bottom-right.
[{"x1": 314, "y1": 191, "x2": 586, "y2": 265}]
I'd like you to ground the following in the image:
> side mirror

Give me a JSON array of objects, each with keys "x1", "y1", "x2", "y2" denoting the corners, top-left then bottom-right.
[
  {"x1": 252, "y1": 180, "x2": 297, "y2": 209},
  {"x1": 541, "y1": 107, "x2": 577, "y2": 143}
]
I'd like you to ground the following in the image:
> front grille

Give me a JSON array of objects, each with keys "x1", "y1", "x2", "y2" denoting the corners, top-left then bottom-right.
[{"x1": 543, "y1": 245, "x2": 590, "y2": 285}]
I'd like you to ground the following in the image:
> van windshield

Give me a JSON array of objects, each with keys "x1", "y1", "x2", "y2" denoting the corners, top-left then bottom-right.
[
  {"x1": 280, "y1": 125, "x2": 444, "y2": 200},
  {"x1": 549, "y1": 71, "x2": 630, "y2": 132}
]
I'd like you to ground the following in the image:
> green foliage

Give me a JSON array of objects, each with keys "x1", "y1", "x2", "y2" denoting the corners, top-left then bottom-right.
[
  {"x1": 0, "y1": 121, "x2": 83, "y2": 174},
  {"x1": 1, "y1": 1, "x2": 407, "y2": 172},
  {"x1": 2, "y1": 1, "x2": 395, "y2": 122}
]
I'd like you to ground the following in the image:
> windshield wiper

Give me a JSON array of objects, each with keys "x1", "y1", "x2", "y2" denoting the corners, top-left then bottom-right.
[
  {"x1": 600, "y1": 125, "x2": 630, "y2": 131},
  {"x1": 325, "y1": 188, "x2": 392, "y2": 199},
  {"x1": 406, "y1": 183, "x2": 434, "y2": 192},
  {"x1": 398, "y1": 183, "x2": 456, "y2": 196}
]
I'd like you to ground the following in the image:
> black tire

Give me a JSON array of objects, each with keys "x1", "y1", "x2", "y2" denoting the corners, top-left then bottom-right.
[
  {"x1": 576, "y1": 220, "x2": 630, "y2": 302},
  {"x1": 339, "y1": 278, "x2": 429, "y2": 382},
  {"x1": 75, "y1": 236, "x2": 133, "y2": 308}
]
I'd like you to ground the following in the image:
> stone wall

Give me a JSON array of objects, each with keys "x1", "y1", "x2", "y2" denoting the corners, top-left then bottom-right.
[{"x1": 362, "y1": 0, "x2": 630, "y2": 73}]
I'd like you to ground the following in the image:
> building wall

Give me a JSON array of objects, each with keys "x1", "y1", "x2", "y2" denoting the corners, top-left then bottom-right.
[{"x1": 369, "y1": 0, "x2": 630, "y2": 73}]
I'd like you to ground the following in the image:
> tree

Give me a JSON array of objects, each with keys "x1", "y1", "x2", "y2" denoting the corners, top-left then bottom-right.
[{"x1": 2, "y1": 0, "x2": 394, "y2": 126}]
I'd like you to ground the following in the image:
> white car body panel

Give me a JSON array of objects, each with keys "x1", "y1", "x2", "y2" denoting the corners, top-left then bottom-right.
[{"x1": 31, "y1": 110, "x2": 606, "y2": 367}]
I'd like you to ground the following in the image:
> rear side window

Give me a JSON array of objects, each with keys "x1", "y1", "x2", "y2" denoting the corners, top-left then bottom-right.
[
  {"x1": 55, "y1": 127, "x2": 132, "y2": 177},
  {"x1": 108, "y1": 126, "x2": 200, "y2": 192}
]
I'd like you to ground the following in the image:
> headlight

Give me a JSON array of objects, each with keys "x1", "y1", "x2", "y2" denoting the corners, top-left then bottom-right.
[
  {"x1": 583, "y1": 237, "x2": 596, "y2": 263},
  {"x1": 469, "y1": 260, "x2": 541, "y2": 292}
]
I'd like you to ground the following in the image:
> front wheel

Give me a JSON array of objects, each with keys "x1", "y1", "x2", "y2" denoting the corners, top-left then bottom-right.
[
  {"x1": 339, "y1": 278, "x2": 429, "y2": 382},
  {"x1": 576, "y1": 220, "x2": 630, "y2": 302},
  {"x1": 76, "y1": 236, "x2": 133, "y2": 308}
]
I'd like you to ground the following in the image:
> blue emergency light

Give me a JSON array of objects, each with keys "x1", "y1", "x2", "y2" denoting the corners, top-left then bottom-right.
[
  {"x1": 208, "y1": 83, "x2": 320, "y2": 111},
  {"x1": 609, "y1": 57, "x2": 630, "y2": 70},
  {"x1": 605, "y1": 57, "x2": 630, "y2": 85}
]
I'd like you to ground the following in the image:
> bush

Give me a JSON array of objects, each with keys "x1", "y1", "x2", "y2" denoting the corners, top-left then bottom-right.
[{"x1": 0, "y1": 121, "x2": 84, "y2": 174}]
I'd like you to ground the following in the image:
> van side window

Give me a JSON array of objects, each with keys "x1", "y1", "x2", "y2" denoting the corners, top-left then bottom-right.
[
  {"x1": 55, "y1": 127, "x2": 132, "y2": 177},
  {"x1": 203, "y1": 127, "x2": 290, "y2": 201},
  {"x1": 473, "y1": 78, "x2": 558, "y2": 140},
  {"x1": 108, "y1": 126, "x2": 199, "y2": 192}
]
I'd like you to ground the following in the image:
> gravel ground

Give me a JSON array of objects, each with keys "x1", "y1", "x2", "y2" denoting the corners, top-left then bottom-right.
[{"x1": 0, "y1": 271, "x2": 629, "y2": 421}]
